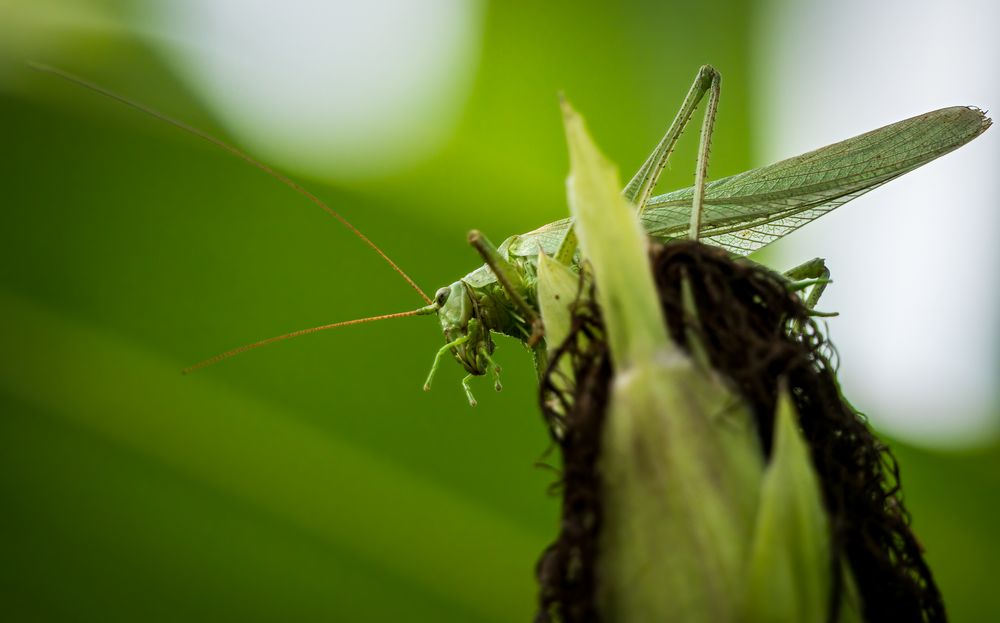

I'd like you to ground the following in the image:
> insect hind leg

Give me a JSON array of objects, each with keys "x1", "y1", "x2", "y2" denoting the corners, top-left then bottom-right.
[
  {"x1": 688, "y1": 68, "x2": 721, "y2": 240},
  {"x1": 625, "y1": 65, "x2": 722, "y2": 222},
  {"x1": 423, "y1": 335, "x2": 469, "y2": 391}
]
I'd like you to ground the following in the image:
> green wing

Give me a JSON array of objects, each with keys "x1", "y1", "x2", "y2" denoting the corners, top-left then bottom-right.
[
  {"x1": 642, "y1": 106, "x2": 989, "y2": 255},
  {"x1": 507, "y1": 106, "x2": 989, "y2": 258}
]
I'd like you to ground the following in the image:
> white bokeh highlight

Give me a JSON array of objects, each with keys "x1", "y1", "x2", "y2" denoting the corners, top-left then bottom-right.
[
  {"x1": 138, "y1": 0, "x2": 484, "y2": 178},
  {"x1": 754, "y1": 0, "x2": 1000, "y2": 445}
]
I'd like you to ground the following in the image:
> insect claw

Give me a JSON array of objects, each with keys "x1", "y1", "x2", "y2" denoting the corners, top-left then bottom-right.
[
  {"x1": 480, "y1": 348, "x2": 503, "y2": 392},
  {"x1": 462, "y1": 373, "x2": 478, "y2": 406},
  {"x1": 425, "y1": 334, "x2": 469, "y2": 393}
]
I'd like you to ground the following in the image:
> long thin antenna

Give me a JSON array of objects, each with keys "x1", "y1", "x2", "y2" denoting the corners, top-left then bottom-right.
[
  {"x1": 28, "y1": 61, "x2": 432, "y2": 305},
  {"x1": 183, "y1": 307, "x2": 435, "y2": 374}
]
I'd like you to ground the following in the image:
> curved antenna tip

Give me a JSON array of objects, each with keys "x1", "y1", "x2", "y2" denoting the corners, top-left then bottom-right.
[{"x1": 184, "y1": 305, "x2": 436, "y2": 374}]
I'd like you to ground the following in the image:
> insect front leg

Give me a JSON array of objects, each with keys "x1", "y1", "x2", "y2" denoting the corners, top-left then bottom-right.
[
  {"x1": 624, "y1": 65, "x2": 722, "y2": 215},
  {"x1": 784, "y1": 257, "x2": 837, "y2": 314},
  {"x1": 423, "y1": 334, "x2": 470, "y2": 391},
  {"x1": 461, "y1": 374, "x2": 478, "y2": 407}
]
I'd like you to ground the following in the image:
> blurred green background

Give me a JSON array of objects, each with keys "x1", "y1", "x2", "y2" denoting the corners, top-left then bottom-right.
[{"x1": 1, "y1": 1, "x2": 998, "y2": 621}]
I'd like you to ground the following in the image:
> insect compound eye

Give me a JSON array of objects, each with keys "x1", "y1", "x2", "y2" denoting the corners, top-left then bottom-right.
[{"x1": 434, "y1": 287, "x2": 451, "y2": 307}]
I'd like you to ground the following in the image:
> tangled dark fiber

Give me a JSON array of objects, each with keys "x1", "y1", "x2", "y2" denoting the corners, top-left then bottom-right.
[{"x1": 535, "y1": 240, "x2": 945, "y2": 623}]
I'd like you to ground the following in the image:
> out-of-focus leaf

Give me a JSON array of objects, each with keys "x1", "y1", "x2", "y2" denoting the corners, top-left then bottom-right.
[{"x1": 536, "y1": 250, "x2": 580, "y2": 356}]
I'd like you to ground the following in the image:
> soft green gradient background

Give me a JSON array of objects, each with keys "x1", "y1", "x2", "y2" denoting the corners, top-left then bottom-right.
[{"x1": 1, "y1": 1, "x2": 998, "y2": 621}]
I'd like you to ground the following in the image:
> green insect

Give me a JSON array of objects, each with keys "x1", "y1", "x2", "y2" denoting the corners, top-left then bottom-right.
[{"x1": 34, "y1": 64, "x2": 990, "y2": 405}]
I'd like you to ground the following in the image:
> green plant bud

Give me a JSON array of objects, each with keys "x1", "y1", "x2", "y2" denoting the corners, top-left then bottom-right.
[
  {"x1": 598, "y1": 359, "x2": 763, "y2": 622},
  {"x1": 562, "y1": 98, "x2": 764, "y2": 622},
  {"x1": 743, "y1": 384, "x2": 843, "y2": 622}
]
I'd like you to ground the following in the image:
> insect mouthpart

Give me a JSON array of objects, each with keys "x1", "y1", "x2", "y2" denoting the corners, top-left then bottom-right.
[{"x1": 451, "y1": 338, "x2": 490, "y2": 376}]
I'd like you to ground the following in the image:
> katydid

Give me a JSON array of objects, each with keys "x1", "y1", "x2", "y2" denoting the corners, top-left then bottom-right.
[{"x1": 32, "y1": 64, "x2": 991, "y2": 405}]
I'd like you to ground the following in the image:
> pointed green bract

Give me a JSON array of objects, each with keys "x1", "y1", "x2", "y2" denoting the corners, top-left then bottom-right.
[
  {"x1": 561, "y1": 99, "x2": 670, "y2": 369},
  {"x1": 743, "y1": 385, "x2": 836, "y2": 622},
  {"x1": 536, "y1": 251, "x2": 583, "y2": 415},
  {"x1": 562, "y1": 98, "x2": 764, "y2": 622},
  {"x1": 598, "y1": 363, "x2": 764, "y2": 622},
  {"x1": 536, "y1": 251, "x2": 581, "y2": 356}
]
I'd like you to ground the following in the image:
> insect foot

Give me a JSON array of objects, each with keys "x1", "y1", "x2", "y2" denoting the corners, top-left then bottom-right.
[{"x1": 461, "y1": 374, "x2": 478, "y2": 407}]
